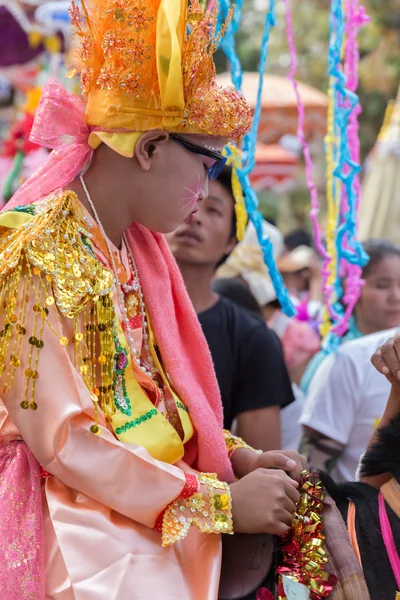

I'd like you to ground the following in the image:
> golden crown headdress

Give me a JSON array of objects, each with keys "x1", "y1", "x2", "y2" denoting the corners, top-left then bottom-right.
[{"x1": 69, "y1": 0, "x2": 252, "y2": 144}]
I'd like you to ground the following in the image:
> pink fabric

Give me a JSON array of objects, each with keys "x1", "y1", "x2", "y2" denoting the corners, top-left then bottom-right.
[
  {"x1": 128, "y1": 225, "x2": 234, "y2": 482},
  {"x1": 281, "y1": 319, "x2": 320, "y2": 370},
  {"x1": 6, "y1": 80, "x2": 92, "y2": 210},
  {"x1": 379, "y1": 492, "x2": 400, "y2": 588},
  {"x1": 5, "y1": 79, "x2": 234, "y2": 482},
  {"x1": 0, "y1": 441, "x2": 45, "y2": 599}
]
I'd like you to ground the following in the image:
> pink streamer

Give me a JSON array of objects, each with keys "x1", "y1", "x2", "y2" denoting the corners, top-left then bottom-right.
[
  {"x1": 0, "y1": 441, "x2": 45, "y2": 599},
  {"x1": 283, "y1": 0, "x2": 338, "y2": 319},
  {"x1": 284, "y1": 0, "x2": 369, "y2": 339},
  {"x1": 283, "y1": 0, "x2": 325, "y2": 260},
  {"x1": 206, "y1": 0, "x2": 216, "y2": 12},
  {"x1": 284, "y1": 0, "x2": 344, "y2": 330},
  {"x1": 331, "y1": 1, "x2": 369, "y2": 336},
  {"x1": 378, "y1": 493, "x2": 400, "y2": 589}
]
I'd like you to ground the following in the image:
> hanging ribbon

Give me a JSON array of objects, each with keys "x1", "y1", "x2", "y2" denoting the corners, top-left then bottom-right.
[
  {"x1": 320, "y1": 0, "x2": 369, "y2": 351},
  {"x1": 217, "y1": 0, "x2": 295, "y2": 316}
]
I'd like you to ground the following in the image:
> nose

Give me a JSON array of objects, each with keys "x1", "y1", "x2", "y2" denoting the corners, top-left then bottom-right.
[{"x1": 390, "y1": 285, "x2": 400, "y2": 302}]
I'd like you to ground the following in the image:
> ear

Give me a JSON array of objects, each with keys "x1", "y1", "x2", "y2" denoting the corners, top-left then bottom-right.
[
  {"x1": 224, "y1": 236, "x2": 237, "y2": 257},
  {"x1": 134, "y1": 129, "x2": 170, "y2": 171}
]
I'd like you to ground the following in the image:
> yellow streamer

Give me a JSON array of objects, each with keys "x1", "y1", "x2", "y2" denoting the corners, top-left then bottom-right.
[
  {"x1": 320, "y1": 79, "x2": 339, "y2": 341},
  {"x1": 224, "y1": 144, "x2": 248, "y2": 241}
]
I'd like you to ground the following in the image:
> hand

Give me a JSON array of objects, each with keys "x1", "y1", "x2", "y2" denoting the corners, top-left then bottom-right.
[
  {"x1": 232, "y1": 447, "x2": 307, "y2": 483},
  {"x1": 251, "y1": 450, "x2": 308, "y2": 483},
  {"x1": 309, "y1": 254, "x2": 322, "y2": 283},
  {"x1": 230, "y1": 468, "x2": 300, "y2": 536},
  {"x1": 371, "y1": 334, "x2": 400, "y2": 388}
]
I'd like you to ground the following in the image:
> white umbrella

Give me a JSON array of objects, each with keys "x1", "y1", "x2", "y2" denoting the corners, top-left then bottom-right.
[{"x1": 358, "y1": 85, "x2": 400, "y2": 243}]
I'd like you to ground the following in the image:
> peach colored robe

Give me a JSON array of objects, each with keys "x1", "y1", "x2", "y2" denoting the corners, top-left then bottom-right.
[{"x1": 0, "y1": 237, "x2": 222, "y2": 600}]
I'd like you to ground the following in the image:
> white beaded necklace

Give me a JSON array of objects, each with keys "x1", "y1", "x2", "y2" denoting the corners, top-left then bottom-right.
[{"x1": 80, "y1": 174, "x2": 157, "y2": 379}]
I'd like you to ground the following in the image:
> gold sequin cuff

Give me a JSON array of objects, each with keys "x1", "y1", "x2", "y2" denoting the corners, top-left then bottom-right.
[
  {"x1": 161, "y1": 473, "x2": 233, "y2": 547},
  {"x1": 223, "y1": 429, "x2": 260, "y2": 458}
]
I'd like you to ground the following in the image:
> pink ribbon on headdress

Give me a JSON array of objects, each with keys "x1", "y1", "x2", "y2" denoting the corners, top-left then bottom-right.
[{"x1": 6, "y1": 80, "x2": 92, "y2": 210}]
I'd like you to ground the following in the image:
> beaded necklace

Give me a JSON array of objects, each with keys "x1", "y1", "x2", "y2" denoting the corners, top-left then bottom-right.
[{"x1": 79, "y1": 175, "x2": 157, "y2": 381}]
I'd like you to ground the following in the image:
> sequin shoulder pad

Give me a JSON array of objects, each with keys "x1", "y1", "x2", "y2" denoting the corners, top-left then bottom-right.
[{"x1": 0, "y1": 192, "x2": 114, "y2": 316}]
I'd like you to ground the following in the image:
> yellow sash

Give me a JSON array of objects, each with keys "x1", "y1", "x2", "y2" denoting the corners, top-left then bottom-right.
[{"x1": 109, "y1": 303, "x2": 194, "y2": 464}]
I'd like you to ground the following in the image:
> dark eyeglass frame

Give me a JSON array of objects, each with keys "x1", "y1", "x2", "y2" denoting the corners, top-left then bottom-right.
[{"x1": 168, "y1": 133, "x2": 227, "y2": 180}]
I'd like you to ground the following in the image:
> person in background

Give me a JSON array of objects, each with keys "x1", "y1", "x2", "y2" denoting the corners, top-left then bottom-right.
[
  {"x1": 219, "y1": 223, "x2": 321, "y2": 387},
  {"x1": 284, "y1": 228, "x2": 313, "y2": 252},
  {"x1": 166, "y1": 167, "x2": 295, "y2": 451},
  {"x1": 217, "y1": 220, "x2": 320, "y2": 450},
  {"x1": 301, "y1": 239, "x2": 400, "y2": 394},
  {"x1": 300, "y1": 328, "x2": 399, "y2": 482},
  {"x1": 213, "y1": 276, "x2": 264, "y2": 318},
  {"x1": 276, "y1": 245, "x2": 324, "y2": 335}
]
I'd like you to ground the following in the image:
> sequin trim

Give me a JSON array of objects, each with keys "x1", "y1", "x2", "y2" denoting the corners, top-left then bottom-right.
[
  {"x1": 154, "y1": 473, "x2": 199, "y2": 532},
  {"x1": 223, "y1": 429, "x2": 255, "y2": 458},
  {"x1": 5, "y1": 205, "x2": 36, "y2": 215},
  {"x1": 113, "y1": 330, "x2": 131, "y2": 416},
  {"x1": 161, "y1": 473, "x2": 233, "y2": 546},
  {"x1": 115, "y1": 408, "x2": 157, "y2": 434}
]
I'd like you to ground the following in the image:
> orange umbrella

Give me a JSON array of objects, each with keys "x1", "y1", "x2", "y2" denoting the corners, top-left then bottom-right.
[
  {"x1": 217, "y1": 71, "x2": 328, "y2": 144},
  {"x1": 250, "y1": 142, "x2": 298, "y2": 192}
]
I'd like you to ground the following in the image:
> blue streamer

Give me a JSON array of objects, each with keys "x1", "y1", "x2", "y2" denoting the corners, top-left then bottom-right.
[
  {"x1": 218, "y1": 0, "x2": 295, "y2": 316},
  {"x1": 217, "y1": 0, "x2": 244, "y2": 90}
]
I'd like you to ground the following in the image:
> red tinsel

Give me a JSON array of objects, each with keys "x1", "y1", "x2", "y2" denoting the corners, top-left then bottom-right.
[{"x1": 276, "y1": 472, "x2": 337, "y2": 599}]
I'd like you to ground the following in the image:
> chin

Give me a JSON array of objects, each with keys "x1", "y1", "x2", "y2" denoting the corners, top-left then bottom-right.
[{"x1": 143, "y1": 220, "x2": 181, "y2": 235}]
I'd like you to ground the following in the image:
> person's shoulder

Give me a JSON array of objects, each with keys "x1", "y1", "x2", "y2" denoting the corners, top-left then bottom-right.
[
  {"x1": 338, "y1": 328, "x2": 398, "y2": 361},
  {"x1": 0, "y1": 191, "x2": 113, "y2": 316},
  {"x1": 216, "y1": 297, "x2": 267, "y2": 331}
]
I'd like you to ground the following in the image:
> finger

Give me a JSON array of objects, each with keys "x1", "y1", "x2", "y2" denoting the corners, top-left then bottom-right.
[
  {"x1": 371, "y1": 347, "x2": 392, "y2": 377},
  {"x1": 393, "y1": 335, "x2": 400, "y2": 379},
  {"x1": 286, "y1": 454, "x2": 308, "y2": 483},
  {"x1": 278, "y1": 509, "x2": 295, "y2": 527},
  {"x1": 272, "y1": 522, "x2": 291, "y2": 537},
  {"x1": 282, "y1": 496, "x2": 296, "y2": 515},
  {"x1": 259, "y1": 468, "x2": 299, "y2": 488},
  {"x1": 380, "y1": 339, "x2": 400, "y2": 380},
  {"x1": 258, "y1": 452, "x2": 297, "y2": 472},
  {"x1": 284, "y1": 482, "x2": 301, "y2": 505}
]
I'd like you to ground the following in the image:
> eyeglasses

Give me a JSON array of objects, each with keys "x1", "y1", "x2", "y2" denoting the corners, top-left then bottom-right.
[{"x1": 169, "y1": 133, "x2": 227, "y2": 180}]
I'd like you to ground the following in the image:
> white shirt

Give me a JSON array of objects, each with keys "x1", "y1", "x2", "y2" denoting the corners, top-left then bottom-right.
[
  {"x1": 281, "y1": 384, "x2": 305, "y2": 451},
  {"x1": 300, "y1": 329, "x2": 396, "y2": 482}
]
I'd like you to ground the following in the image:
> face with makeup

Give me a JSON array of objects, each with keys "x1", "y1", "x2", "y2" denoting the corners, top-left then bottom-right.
[
  {"x1": 126, "y1": 131, "x2": 226, "y2": 234},
  {"x1": 166, "y1": 171, "x2": 237, "y2": 270}
]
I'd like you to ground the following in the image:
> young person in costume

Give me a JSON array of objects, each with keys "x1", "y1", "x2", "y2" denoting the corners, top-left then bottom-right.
[{"x1": 0, "y1": 1, "x2": 306, "y2": 598}]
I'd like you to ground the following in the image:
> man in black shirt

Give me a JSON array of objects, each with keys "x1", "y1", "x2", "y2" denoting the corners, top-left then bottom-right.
[{"x1": 166, "y1": 167, "x2": 294, "y2": 450}]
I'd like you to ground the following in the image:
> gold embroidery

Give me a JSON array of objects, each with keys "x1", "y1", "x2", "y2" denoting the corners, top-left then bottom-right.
[
  {"x1": 223, "y1": 429, "x2": 258, "y2": 457},
  {"x1": 162, "y1": 473, "x2": 233, "y2": 546}
]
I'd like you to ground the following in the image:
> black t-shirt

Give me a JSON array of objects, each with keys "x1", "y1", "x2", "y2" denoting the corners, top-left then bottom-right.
[{"x1": 198, "y1": 297, "x2": 294, "y2": 430}]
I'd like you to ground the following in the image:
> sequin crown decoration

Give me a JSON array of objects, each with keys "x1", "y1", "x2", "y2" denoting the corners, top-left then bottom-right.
[{"x1": 68, "y1": 0, "x2": 252, "y2": 142}]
